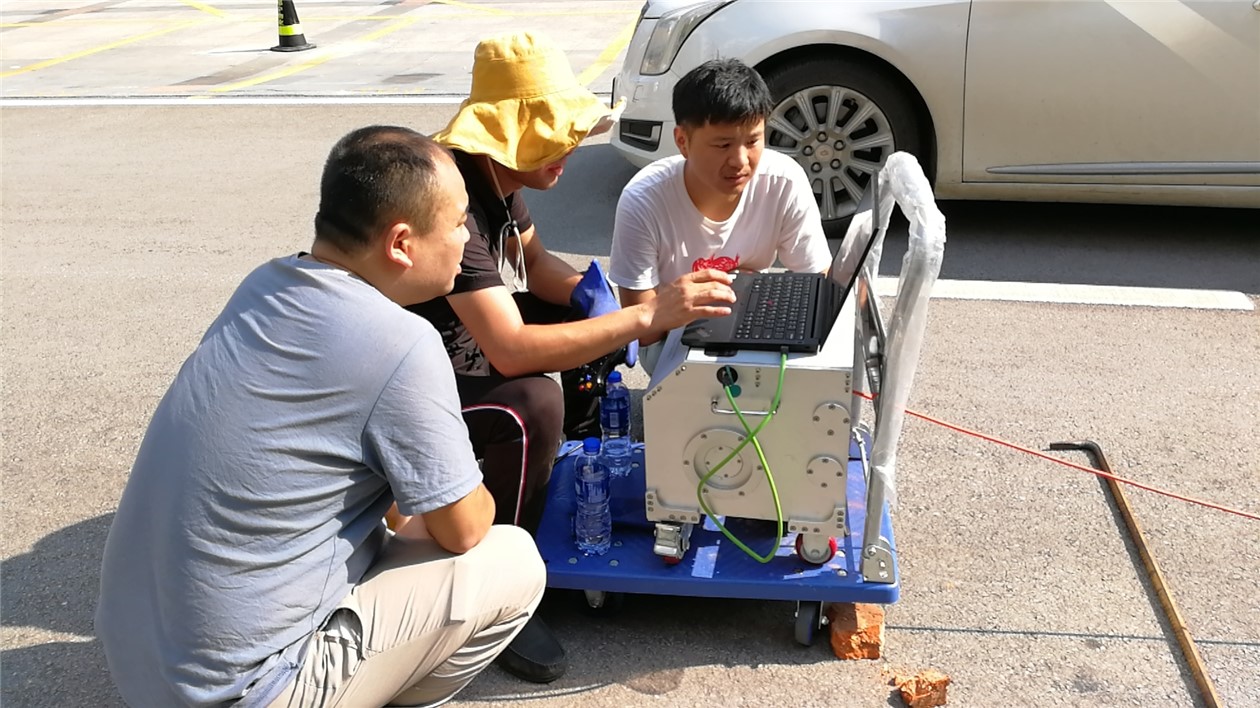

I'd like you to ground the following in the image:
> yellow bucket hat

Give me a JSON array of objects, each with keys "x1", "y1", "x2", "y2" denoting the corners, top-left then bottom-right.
[{"x1": 434, "y1": 32, "x2": 622, "y2": 173}]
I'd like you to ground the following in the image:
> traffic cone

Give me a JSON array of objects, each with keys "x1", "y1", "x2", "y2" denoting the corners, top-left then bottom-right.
[{"x1": 271, "y1": 0, "x2": 314, "y2": 52}]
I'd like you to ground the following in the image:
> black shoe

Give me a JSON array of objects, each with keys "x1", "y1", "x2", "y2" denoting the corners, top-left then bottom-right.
[{"x1": 495, "y1": 615, "x2": 567, "y2": 683}]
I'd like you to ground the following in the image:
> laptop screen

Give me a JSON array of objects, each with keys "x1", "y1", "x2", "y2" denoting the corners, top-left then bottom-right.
[{"x1": 827, "y1": 176, "x2": 883, "y2": 298}]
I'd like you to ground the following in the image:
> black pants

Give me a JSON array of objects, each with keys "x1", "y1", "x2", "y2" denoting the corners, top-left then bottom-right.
[{"x1": 455, "y1": 293, "x2": 603, "y2": 534}]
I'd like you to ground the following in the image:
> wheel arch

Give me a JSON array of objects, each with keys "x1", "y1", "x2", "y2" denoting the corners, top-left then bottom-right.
[{"x1": 753, "y1": 44, "x2": 938, "y2": 184}]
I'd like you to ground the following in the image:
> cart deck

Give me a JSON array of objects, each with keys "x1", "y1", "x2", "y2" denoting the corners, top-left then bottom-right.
[{"x1": 536, "y1": 440, "x2": 899, "y2": 605}]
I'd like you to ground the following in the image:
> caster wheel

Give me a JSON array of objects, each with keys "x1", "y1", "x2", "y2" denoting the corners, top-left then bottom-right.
[
  {"x1": 794, "y1": 600, "x2": 823, "y2": 646},
  {"x1": 795, "y1": 534, "x2": 838, "y2": 565},
  {"x1": 582, "y1": 590, "x2": 625, "y2": 614},
  {"x1": 662, "y1": 555, "x2": 682, "y2": 566}
]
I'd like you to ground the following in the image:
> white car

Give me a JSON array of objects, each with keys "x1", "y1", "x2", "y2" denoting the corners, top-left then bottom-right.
[{"x1": 611, "y1": 0, "x2": 1260, "y2": 229}]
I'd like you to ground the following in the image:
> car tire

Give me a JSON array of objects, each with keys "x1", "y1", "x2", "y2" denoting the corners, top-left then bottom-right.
[{"x1": 761, "y1": 55, "x2": 924, "y2": 236}]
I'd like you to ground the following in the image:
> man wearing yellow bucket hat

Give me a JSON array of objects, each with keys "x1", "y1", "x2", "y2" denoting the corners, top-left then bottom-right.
[{"x1": 407, "y1": 31, "x2": 737, "y2": 683}]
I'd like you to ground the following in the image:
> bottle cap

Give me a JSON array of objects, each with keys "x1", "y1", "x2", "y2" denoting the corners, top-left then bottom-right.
[
  {"x1": 607, "y1": 371, "x2": 622, "y2": 384},
  {"x1": 582, "y1": 437, "x2": 601, "y2": 454}
]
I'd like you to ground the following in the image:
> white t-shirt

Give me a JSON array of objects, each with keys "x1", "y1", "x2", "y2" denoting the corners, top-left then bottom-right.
[{"x1": 609, "y1": 149, "x2": 831, "y2": 291}]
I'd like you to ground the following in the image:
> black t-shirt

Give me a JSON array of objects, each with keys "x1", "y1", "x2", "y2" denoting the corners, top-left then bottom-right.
[{"x1": 407, "y1": 150, "x2": 533, "y2": 377}]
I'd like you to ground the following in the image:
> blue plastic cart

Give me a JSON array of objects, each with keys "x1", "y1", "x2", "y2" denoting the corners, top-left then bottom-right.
[{"x1": 534, "y1": 439, "x2": 898, "y2": 646}]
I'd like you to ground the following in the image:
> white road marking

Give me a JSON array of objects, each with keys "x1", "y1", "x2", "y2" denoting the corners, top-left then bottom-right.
[
  {"x1": 1, "y1": 627, "x2": 95, "y2": 644},
  {"x1": 876, "y1": 277, "x2": 1254, "y2": 311},
  {"x1": 0, "y1": 94, "x2": 617, "y2": 106}
]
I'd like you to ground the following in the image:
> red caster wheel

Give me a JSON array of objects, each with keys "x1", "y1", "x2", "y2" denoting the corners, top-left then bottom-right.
[
  {"x1": 663, "y1": 555, "x2": 682, "y2": 565},
  {"x1": 795, "y1": 534, "x2": 837, "y2": 565}
]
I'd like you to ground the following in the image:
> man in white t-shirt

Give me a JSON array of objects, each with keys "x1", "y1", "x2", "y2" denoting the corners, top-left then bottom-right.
[{"x1": 609, "y1": 58, "x2": 832, "y2": 370}]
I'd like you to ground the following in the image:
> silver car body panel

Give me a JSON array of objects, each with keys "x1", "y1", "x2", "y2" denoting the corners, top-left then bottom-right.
[
  {"x1": 612, "y1": 0, "x2": 1260, "y2": 208},
  {"x1": 964, "y1": 1, "x2": 1260, "y2": 189},
  {"x1": 987, "y1": 162, "x2": 1260, "y2": 176}
]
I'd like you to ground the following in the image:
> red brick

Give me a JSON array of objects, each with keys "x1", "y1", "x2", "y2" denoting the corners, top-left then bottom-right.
[
  {"x1": 825, "y1": 602, "x2": 885, "y2": 660},
  {"x1": 894, "y1": 669, "x2": 951, "y2": 707}
]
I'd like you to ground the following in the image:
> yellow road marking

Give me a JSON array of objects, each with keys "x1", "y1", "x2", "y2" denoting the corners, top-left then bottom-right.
[
  {"x1": 178, "y1": 0, "x2": 228, "y2": 18},
  {"x1": 422, "y1": 8, "x2": 636, "y2": 19},
  {"x1": 0, "y1": 20, "x2": 203, "y2": 78},
  {"x1": 208, "y1": 16, "x2": 418, "y2": 93},
  {"x1": 306, "y1": 9, "x2": 640, "y2": 18},
  {"x1": 430, "y1": 0, "x2": 507, "y2": 14},
  {"x1": 360, "y1": 17, "x2": 421, "y2": 43},
  {"x1": 0, "y1": 9, "x2": 636, "y2": 28},
  {"x1": 576, "y1": 16, "x2": 637, "y2": 87}
]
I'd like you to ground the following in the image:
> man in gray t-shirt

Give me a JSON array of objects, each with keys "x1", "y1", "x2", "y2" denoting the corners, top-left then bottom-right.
[{"x1": 97, "y1": 127, "x2": 545, "y2": 708}]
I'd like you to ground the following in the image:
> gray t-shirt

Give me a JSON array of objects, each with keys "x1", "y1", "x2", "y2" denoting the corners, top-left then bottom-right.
[{"x1": 96, "y1": 255, "x2": 481, "y2": 707}]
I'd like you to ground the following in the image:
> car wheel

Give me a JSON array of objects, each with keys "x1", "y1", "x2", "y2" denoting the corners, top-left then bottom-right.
[{"x1": 761, "y1": 56, "x2": 923, "y2": 233}]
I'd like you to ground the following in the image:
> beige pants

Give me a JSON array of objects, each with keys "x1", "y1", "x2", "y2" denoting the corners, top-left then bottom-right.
[{"x1": 268, "y1": 525, "x2": 545, "y2": 708}]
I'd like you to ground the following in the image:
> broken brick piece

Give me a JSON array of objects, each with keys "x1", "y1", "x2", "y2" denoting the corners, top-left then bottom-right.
[
  {"x1": 895, "y1": 669, "x2": 951, "y2": 708},
  {"x1": 825, "y1": 602, "x2": 885, "y2": 660}
]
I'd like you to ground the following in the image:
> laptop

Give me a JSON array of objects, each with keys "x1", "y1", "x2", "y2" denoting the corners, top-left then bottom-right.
[{"x1": 680, "y1": 179, "x2": 884, "y2": 355}]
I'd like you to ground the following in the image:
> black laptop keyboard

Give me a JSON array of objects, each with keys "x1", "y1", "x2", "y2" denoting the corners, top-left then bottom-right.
[{"x1": 734, "y1": 274, "x2": 813, "y2": 342}]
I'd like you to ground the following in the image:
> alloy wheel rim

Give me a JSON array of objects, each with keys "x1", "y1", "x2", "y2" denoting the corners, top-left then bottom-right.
[{"x1": 766, "y1": 85, "x2": 896, "y2": 221}]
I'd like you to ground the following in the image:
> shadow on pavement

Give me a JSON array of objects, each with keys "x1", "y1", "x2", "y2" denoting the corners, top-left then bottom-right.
[
  {"x1": 3, "y1": 513, "x2": 112, "y2": 637},
  {"x1": 2, "y1": 640, "x2": 122, "y2": 708},
  {"x1": 458, "y1": 590, "x2": 841, "y2": 703},
  {"x1": 2, "y1": 513, "x2": 122, "y2": 707},
  {"x1": 0, "y1": 513, "x2": 836, "y2": 707}
]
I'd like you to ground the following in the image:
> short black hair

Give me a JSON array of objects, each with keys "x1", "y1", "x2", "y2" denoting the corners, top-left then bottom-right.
[
  {"x1": 314, "y1": 126, "x2": 452, "y2": 254},
  {"x1": 672, "y1": 58, "x2": 774, "y2": 130}
]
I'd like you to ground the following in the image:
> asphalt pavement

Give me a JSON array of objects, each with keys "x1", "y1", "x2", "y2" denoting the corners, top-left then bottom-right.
[{"x1": 2, "y1": 2, "x2": 1258, "y2": 707}]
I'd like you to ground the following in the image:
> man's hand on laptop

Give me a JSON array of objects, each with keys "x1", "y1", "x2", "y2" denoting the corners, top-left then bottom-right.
[{"x1": 644, "y1": 269, "x2": 736, "y2": 332}]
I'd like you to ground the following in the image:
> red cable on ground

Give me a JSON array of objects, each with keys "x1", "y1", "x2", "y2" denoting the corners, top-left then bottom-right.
[{"x1": 856, "y1": 392, "x2": 1259, "y2": 522}]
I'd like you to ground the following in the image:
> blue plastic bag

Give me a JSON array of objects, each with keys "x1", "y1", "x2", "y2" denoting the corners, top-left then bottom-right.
[{"x1": 570, "y1": 260, "x2": 638, "y2": 367}]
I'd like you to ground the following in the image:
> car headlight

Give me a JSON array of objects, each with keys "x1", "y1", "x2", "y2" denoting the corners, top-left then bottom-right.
[{"x1": 639, "y1": 1, "x2": 733, "y2": 76}]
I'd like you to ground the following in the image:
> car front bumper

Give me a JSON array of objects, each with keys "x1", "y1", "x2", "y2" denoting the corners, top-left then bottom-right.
[{"x1": 610, "y1": 17, "x2": 680, "y2": 168}]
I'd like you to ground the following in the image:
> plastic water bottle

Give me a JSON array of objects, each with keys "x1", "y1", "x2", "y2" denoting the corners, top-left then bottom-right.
[
  {"x1": 600, "y1": 371, "x2": 632, "y2": 479},
  {"x1": 573, "y1": 437, "x2": 611, "y2": 556}
]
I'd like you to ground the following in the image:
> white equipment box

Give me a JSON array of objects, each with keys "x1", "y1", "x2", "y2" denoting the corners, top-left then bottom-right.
[{"x1": 642, "y1": 296, "x2": 857, "y2": 563}]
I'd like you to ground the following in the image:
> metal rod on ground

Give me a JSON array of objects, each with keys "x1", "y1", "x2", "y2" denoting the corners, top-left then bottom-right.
[{"x1": 1048, "y1": 440, "x2": 1222, "y2": 708}]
